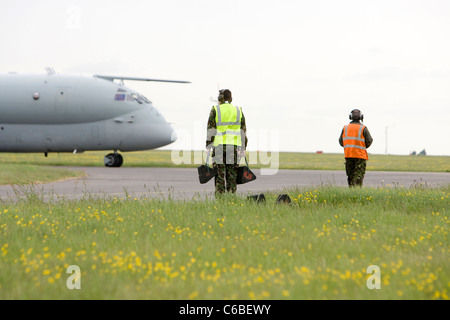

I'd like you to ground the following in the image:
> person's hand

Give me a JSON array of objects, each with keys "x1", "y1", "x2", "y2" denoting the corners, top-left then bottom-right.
[{"x1": 238, "y1": 149, "x2": 245, "y2": 158}]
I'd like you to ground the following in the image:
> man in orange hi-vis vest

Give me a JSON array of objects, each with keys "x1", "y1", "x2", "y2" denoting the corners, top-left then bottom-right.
[{"x1": 339, "y1": 109, "x2": 373, "y2": 187}]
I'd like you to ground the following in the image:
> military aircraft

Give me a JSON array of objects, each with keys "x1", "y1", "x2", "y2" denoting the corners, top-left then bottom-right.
[{"x1": 0, "y1": 68, "x2": 189, "y2": 167}]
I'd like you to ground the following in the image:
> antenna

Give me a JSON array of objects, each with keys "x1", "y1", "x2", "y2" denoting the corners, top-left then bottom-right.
[{"x1": 385, "y1": 126, "x2": 388, "y2": 154}]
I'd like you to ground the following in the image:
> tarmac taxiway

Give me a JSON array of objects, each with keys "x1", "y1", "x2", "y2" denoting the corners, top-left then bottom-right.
[{"x1": 0, "y1": 167, "x2": 448, "y2": 202}]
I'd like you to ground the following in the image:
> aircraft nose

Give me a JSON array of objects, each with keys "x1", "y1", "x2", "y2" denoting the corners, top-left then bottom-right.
[
  {"x1": 161, "y1": 122, "x2": 177, "y2": 147},
  {"x1": 170, "y1": 127, "x2": 178, "y2": 142},
  {"x1": 149, "y1": 123, "x2": 176, "y2": 149}
]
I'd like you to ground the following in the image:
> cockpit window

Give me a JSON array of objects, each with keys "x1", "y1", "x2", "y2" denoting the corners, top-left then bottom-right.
[
  {"x1": 129, "y1": 93, "x2": 142, "y2": 104},
  {"x1": 127, "y1": 93, "x2": 151, "y2": 104},
  {"x1": 139, "y1": 95, "x2": 151, "y2": 104}
]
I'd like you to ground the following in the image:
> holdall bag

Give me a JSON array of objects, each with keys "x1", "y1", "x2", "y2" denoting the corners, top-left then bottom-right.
[
  {"x1": 276, "y1": 194, "x2": 291, "y2": 204},
  {"x1": 198, "y1": 153, "x2": 217, "y2": 184},
  {"x1": 247, "y1": 193, "x2": 266, "y2": 203},
  {"x1": 237, "y1": 156, "x2": 256, "y2": 184}
]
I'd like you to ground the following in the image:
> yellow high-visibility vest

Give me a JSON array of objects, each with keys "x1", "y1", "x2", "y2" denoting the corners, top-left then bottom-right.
[{"x1": 213, "y1": 103, "x2": 243, "y2": 147}]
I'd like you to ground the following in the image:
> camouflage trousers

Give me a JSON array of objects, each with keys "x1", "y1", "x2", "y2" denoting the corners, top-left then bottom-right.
[
  {"x1": 345, "y1": 158, "x2": 367, "y2": 187},
  {"x1": 212, "y1": 145, "x2": 240, "y2": 195}
]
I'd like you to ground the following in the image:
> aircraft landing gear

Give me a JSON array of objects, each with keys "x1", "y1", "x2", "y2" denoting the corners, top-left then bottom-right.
[{"x1": 104, "y1": 152, "x2": 123, "y2": 167}]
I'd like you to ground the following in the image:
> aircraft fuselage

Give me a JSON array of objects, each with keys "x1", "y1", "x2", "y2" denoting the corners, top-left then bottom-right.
[{"x1": 0, "y1": 73, "x2": 176, "y2": 155}]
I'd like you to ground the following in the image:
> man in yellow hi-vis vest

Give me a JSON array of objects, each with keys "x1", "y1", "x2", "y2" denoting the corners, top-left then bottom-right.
[
  {"x1": 339, "y1": 109, "x2": 373, "y2": 187},
  {"x1": 206, "y1": 89, "x2": 247, "y2": 196}
]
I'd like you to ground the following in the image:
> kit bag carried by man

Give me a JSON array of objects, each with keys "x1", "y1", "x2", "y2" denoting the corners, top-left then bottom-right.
[
  {"x1": 236, "y1": 156, "x2": 256, "y2": 184},
  {"x1": 198, "y1": 154, "x2": 217, "y2": 184}
]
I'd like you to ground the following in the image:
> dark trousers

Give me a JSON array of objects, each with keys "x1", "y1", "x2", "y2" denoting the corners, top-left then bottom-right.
[
  {"x1": 345, "y1": 158, "x2": 367, "y2": 187},
  {"x1": 212, "y1": 145, "x2": 239, "y2": 195}
]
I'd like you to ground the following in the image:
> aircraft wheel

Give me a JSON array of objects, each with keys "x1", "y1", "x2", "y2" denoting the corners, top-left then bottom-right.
[
  {"x1": 104, "y1": 154, "x2": 116, "y2": 167},
  {"x1": 104, "y1": 153, "x2": 123, "y2": 167},
  {"x1": 117, "y1": 154, "x2": 124, "y2": 167}
]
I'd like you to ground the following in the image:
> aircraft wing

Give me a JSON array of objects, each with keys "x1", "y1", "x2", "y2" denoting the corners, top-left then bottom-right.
[{"x1": 95, "y1": 75, "x2": 191, "y2": 84}]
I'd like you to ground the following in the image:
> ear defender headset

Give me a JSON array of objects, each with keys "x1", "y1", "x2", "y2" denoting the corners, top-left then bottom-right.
[
  {"x1": 218, "y1": 89, "x2": 232, "y2": 103},
  {"x1": 218, "y1": 89, "x2": 225, "y2": 102},
  {"x1": 349, "y1": 109, "x2": 364, "y2": 122}
]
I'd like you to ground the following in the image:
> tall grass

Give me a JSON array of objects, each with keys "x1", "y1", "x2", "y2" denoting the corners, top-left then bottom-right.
[{"x1": 0, "y1": 185, "x2": 448, "y2": 299}]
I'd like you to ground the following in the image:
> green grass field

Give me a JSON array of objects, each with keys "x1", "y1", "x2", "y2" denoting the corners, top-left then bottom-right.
[
  {"x1": 0, "y1": 186, "x2": 448, "y2": 300},
  {"x1": 0, "y1": 151, "x2": 448, "y2": 300},
  {"x1": 1, "y1": 150, "x2": 450, "y2": 171},
  {"x1": 0, "y1": 163, "x2": 85, "y2": 186}
]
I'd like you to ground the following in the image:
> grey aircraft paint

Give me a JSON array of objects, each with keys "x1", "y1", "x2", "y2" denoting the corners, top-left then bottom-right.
[{"x1": 0, "y1": 72, "x2": 189, "y2": 166}]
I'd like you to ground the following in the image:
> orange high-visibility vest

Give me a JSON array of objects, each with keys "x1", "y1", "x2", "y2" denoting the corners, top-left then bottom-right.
[{"x1": 342, "y1": 123, "x2": 368, "y2": 160}]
